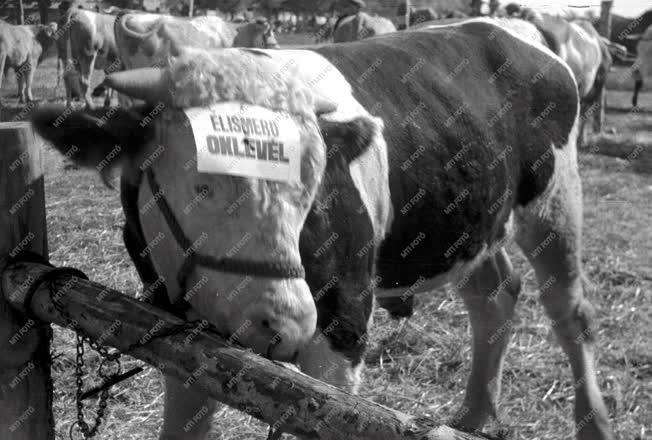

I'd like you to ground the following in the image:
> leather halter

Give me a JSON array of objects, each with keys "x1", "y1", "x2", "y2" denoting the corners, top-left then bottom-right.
[{"x1": 144, "y1": 167, "x2": 306, "y2": 292}]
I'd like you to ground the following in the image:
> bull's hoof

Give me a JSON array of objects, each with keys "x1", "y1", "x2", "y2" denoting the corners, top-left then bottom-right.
[
  {"x1": 376, "y1": 295, "x2": 415, "y2": 319},
  {"x1": 63, "y1": 161, "x2": 79, "y2": 171}
]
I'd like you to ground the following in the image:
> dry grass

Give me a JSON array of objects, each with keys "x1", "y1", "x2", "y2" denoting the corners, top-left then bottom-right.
[{"x1": 1, "y1": 44, "x2": 650, "y2": 440}]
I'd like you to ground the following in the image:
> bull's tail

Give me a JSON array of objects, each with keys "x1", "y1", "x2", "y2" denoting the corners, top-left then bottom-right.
[{"x1": 56, "y1": 57, "x2": 61, "y2": 87}]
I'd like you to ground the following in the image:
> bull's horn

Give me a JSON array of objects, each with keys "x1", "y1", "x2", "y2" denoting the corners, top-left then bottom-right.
[
  {"x1": 119, "y1": 13, "x2": 161, "y2": 40},
  {"x1": 314, "y1": 96, "x2": 337, "y2": 115},
  {"x1": 623, "y1": 33, "x2": 642, "y2": 40},
  {"x1": 104, "y1": 68, "x2": 174, "y2": 105}
]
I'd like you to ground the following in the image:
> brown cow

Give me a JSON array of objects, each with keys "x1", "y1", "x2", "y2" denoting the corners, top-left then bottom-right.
[{"x1": 0, "y1": 20, "x2": 57, "y2": 105}]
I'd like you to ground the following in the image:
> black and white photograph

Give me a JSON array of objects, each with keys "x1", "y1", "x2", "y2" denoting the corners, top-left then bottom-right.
[{"x1": 0, "y1": 0, "x2": 648, "y2": 438}]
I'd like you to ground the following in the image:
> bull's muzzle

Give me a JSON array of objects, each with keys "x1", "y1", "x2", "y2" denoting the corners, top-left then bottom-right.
[{"x1": 228, "y1": 279, "x2": 317, "y2": 362}]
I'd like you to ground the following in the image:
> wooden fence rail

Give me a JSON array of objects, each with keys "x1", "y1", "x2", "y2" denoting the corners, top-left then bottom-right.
[{"x1": 1, "y1": 261, "x2": 485, "y2": 440}]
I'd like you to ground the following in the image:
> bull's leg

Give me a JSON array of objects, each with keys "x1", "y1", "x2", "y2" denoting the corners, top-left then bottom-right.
[
  {"x1": 577, "y1": 103, "x2": 587, "y2": 149},
  {"x1": 514, "y1": 147, "x2": 612, "y2": 440},
  {"x1": 103, "y1": 87, "x2": 112, "y2": 108},
  {"x1": 297, "y1": 330, "x2": 365, "y2": 394},
  {"x1": 159, "y1": 376, "x2": 217, "y2": 440},
  {"x1": 632, "y1": 79, "x2": 642, "y2": 108},
  {"x1": 24, "y1": 61, "x2": 35, "y2": 102},
  {"x1": 451, "y1": 248, "x2": 520, "y2": 432},
  {"x1": 0, "y1": 54, "x2": 6, "y2": 105},
  {"x1": 66, "y1": 84, "x2": 72, "y2": 108},
  {"x1": 592, "y1": 86, "x2": 605, "y2": 133},
  {"x1": 79, "y1": 53, "x2": 98, "y2": 109},
  {"x1": 16, "y1": 68, "x2": 26, "y2": 103}
]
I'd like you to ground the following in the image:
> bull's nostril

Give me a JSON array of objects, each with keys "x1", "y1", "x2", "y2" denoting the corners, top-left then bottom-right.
[
  {"x1": 261, "y1": 319, "x2": 270, "y2": 329},
  {"x1": 266, "y1": 332, "x2": 282, "y2": 359}
]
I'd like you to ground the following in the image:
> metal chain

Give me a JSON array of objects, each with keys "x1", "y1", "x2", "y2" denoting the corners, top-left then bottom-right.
[
  {"x1": 44, "y1": 268, "x2": 205, "y2": 439},
  {"x1": 73, "y1": 332, "x2": 113, "y2": 439},
  {"x1": 44, "y1": 269, "x2": 115, "y2": 440}
]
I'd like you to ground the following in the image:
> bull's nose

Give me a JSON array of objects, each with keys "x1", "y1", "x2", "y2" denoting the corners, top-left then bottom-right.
[{"x1": 233, "y1": 304, "x2": 316, "y2": 362}]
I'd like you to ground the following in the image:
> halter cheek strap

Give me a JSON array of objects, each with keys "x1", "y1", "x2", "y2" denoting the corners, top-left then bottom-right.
[{"x1": 143, "y1": 167, "x2": 306, "y2": 292}]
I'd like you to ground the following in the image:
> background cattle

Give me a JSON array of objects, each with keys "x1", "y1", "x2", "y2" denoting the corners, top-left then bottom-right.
[
  {"x1": 332, "y1": 11, "x2": 396, "y2": 42},
  {"x1": 57, "y1": 8, "x2": 120, "y2": 108},
  {"x1": 533, "y1": 15, "x2": 611, "y2": 143},
  {"x1": 632, "y1": 26, "x2": 652, "y2": 107},
  {"x1": 498, "y1": 8, "x2": 612, "y2": 144},
  {"x1": 397, "y1": 6, "x2": 439, "y2": 29},
  {"x1": 114, "y1": 12, "x2": 279, "y2": 72},
  {"x1": 57, "y1": 8, "x2": 280, "y2": 108},
  {"x1": 315, "y1": 15, "x2": 338, "y2": 43},
  {"x1": 0, "y1": 20, "x2": 57, "y2": 106},
  {"x1": 609, "y1": 9, "x2": 652, "y2": 56}
]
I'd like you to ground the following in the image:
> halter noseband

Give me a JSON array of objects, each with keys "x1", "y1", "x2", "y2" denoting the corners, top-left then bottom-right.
[{"x1": 144, "y1": 167, "x2": 306, "y2": 291}]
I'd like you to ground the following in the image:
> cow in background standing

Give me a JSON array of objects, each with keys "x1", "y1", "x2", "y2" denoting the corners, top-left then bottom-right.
[
  {"x1": 333, "y1": 12, "x2": 396, "y2": 42},
  {"x1": 0, "y1": 20, "x2": 58, "y2": 106},
  {"x1": 114, "y1": 13, "x2": 279, "y2": 72},
  {"x1": 509, "y1": 8, "x2": 613, "y2": 144},
  {"x1": 332, "y1": 0, "x2": 396, "y2": 43},
  {"x1": 631, "y1": 26, "x2": 652, "y2": 107},
  {"x1": 609, "y1": 10, "x2": 652, "y2": 57},
  {"x1": 57, "y1": 8, "x2": 121, "y2": 108}
]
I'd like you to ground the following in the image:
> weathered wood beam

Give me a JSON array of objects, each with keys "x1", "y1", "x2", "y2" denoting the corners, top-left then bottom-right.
[
  {"x1": 0, "y1": 122, "x2": 53, "y2": 440},
  {"x1": 2, "y1": 261, "x2": 486, "y2": 440},
  {"x1": 594, "y1": 0, "x2": 614, "y2": 133}
]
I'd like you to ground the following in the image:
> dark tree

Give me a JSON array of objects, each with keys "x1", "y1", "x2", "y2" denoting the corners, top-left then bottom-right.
[
  {"x1": 16, "y1": 0, "x2": 24, "y2": 23},
  {"x1": 104, "y1": 0, "x2": 134, "y2": 8},
  {"x1": 37, "y1": 0, "x2": 51, "y2": 23}
]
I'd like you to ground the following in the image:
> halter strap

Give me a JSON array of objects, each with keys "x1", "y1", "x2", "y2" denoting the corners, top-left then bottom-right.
[{"x1": 144, "y1": 168, "x2": 306, "y2": 291}]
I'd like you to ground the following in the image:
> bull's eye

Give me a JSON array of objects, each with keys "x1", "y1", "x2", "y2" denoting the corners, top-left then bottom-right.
[{"x1": 194, "y1": 184, "x2": 213, "y2": 197}]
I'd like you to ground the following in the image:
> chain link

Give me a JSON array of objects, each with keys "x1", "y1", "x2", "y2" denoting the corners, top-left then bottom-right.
[
  {"x1": 43, "y1": 268, "x2": 204, "y2": 439},
  {"x1": 44, "y1": 270, "x2": 115, "y2": 440}
]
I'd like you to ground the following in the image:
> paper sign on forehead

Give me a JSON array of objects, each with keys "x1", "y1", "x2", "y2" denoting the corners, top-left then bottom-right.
[{"x1": 184, "y1": 102, "x2": 301, "y2": 183}]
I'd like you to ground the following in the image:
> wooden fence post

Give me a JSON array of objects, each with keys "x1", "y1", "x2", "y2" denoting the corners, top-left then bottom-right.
[
  {"x1": 405, "y1": 0, "x2": 411, "y2": 29},
  {"x1": 0, "y1": 122, "x2": 52, "y2": 440},
  {"x1": 594, "y1": 0, "x2": 614, "y2": 133}
]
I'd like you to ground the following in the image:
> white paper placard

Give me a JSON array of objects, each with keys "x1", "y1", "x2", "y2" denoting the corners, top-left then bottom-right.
[{"x1": 184, "y1": 102, "x2": 301, "y2": 183}]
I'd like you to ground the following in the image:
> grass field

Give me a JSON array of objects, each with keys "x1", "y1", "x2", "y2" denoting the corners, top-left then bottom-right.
[{"x1": 1, "y1": 40, "x2": 651, "y2": 440}]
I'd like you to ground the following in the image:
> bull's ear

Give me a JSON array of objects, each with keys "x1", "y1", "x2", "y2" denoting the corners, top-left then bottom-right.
[
  {"x1": 31, "y1": 105, "x2": 151, "y2": 183},
  {"x1": 319, "y1": 116, "x2": 378, "y2": 165}
]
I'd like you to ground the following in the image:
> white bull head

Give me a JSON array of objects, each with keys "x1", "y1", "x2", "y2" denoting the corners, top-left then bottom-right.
[{"x1": 31, "y1": 50, "x2": 376, "y2": 362}]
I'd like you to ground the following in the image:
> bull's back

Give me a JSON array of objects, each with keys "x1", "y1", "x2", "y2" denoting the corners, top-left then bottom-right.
[
  {"x1": 314, "y1": 22, "x2": 578, "y2": 285},
  {"x1": 0, "y1": 24, "x2": 33, "y2": 65}
]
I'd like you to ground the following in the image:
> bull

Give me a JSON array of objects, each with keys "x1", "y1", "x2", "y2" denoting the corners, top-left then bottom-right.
[{"x1": 32, "y1": 21, "x2": 613, "y2": 440}]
